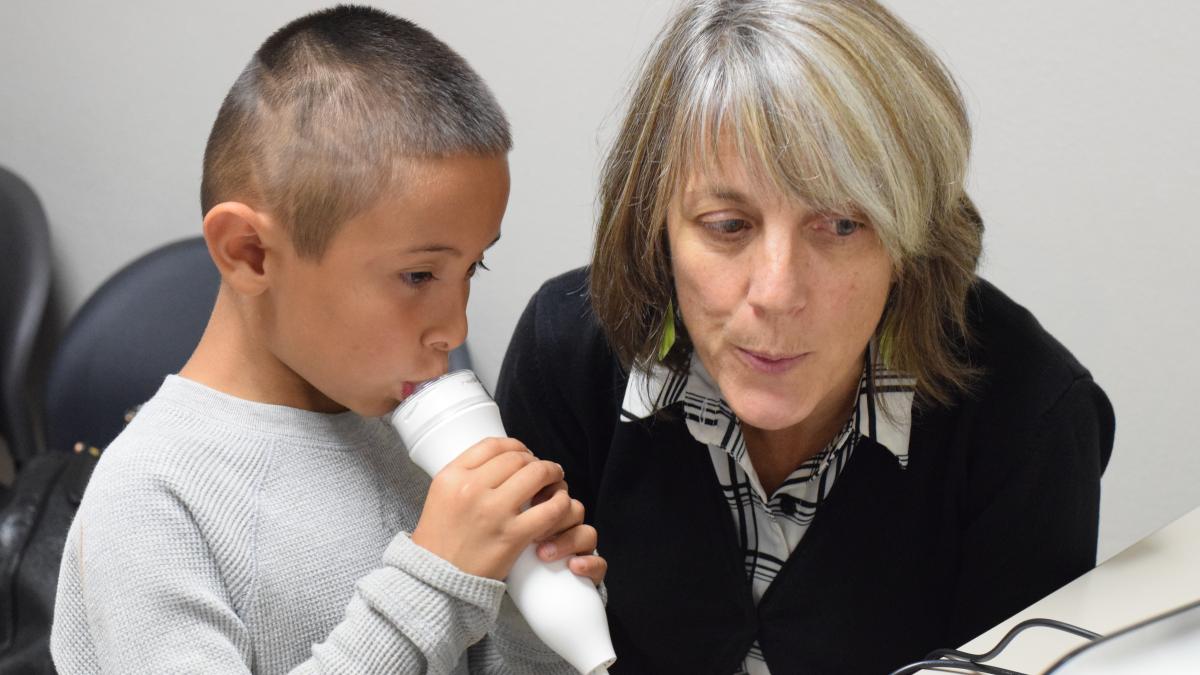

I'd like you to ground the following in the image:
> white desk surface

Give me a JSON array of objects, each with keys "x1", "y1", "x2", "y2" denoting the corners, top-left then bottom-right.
[{"x1": 919, "y1": 505, "x2": 1200, "y2": 673}]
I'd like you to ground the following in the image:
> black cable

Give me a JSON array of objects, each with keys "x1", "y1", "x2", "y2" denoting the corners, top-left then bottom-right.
[
  {"x1": 886, "y1": 658, "x2": 1023, "y2": 675},
  {"x1": 886, "y1": 617, "x2": 1101, "y2": 675},
  {"x1": 928, "y1": 618, "x2": 1101, "y2": 664}
]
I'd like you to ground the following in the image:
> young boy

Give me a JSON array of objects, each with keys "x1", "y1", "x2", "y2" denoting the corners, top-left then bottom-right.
[{"x1": 50, "y1": 6, "x2": 604, "y2": 673}]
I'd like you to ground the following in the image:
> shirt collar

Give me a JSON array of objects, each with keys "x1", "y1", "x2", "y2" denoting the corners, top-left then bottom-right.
[{"x1": 620, "y1": 344, "x2": 916, "y2": 467}]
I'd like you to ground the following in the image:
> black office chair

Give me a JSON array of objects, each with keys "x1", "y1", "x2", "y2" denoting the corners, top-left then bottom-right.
[
  {"x1": 0, "y1": 166, "x2": 52, "y2": 467},
  {"x1": 43, "y1": 237, "x2": 219, "y2": 454},
  {"x1": 2, "y1": 237, "x2": 217, "y2": 672}
]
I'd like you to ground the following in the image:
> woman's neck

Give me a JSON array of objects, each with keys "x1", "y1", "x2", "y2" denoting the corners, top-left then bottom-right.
[{"x1": 741, "y1": 359, "x2": 863, "y2": 496}]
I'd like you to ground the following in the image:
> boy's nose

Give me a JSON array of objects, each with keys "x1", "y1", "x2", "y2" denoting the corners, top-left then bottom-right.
[{"x1": 425, "y1": 292, "x2": 469, "y2": 353}]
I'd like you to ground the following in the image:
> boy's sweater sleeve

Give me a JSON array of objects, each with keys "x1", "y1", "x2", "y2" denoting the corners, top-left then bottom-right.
[
  {"x1": 50, "y1": 459, "x2": 559, "y2": 674},
  {"x1": 301, "y1": 533, "x2": 508, "y2": 674}
]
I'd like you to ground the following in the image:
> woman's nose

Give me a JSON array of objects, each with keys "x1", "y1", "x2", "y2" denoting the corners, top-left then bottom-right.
[{"x1": 746, "y1": 238, "x2": 808, "y2": 315}]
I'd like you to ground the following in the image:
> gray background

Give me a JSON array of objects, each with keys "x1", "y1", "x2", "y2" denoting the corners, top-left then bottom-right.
[{"x1": 2, "y1": 1, "x2": 1197, "y2": 561}]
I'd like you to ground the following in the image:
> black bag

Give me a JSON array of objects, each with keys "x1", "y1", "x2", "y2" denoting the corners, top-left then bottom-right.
[{"x1": 0, "y1": 451, "x2": 98, "y2": 674}]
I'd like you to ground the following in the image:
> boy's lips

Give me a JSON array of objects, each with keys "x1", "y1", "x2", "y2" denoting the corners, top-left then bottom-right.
[
  {"x1": 398, "y1": 373, "x2": 442, "y2": 401},
  {"x1": 397, "y1": 364, "x2": 454, "y2": 402}
]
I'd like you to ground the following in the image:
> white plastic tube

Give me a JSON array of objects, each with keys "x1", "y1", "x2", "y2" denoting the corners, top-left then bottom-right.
[{"x1": 391, "y1": 370, "x2": 616, "y2": 675}]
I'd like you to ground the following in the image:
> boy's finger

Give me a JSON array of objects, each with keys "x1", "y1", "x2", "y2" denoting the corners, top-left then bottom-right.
[
  {"x1": 448, "y1": 437, "x2": 530, "y2": 470},
  {"x1": 530, "y1": 480, "x2": 568, "y2": 506},
  {"x1": 495, "y1": 459, "x2": 565, "y2": 506},
  {"x1": 512, "y1": 488, "x2": 573, "y2": 540},
  {"x1": 536, "y1": 522, "x2": 596, "y2": 562},
  {"x1": 472, "y1": 450, "x2": 538, "y2": 489},
  {"x1": 546, "y1": 498, "x2": 586, "y2": 538},
  {"x1": 568, "y1": 554, "x2": 607, "y2": 587}
]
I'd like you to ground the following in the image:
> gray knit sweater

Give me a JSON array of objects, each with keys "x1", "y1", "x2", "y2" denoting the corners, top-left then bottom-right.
[{"x1": 51, "y1": 375, "x2": 570, "y2": 674}]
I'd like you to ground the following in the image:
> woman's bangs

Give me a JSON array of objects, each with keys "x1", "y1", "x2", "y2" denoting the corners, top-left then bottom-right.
[{"x1": 668, "y1": 49, "x2": 894, "y2": 235}]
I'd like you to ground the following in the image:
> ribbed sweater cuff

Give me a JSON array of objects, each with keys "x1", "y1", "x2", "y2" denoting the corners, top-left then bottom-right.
[
  {"x1": 348, "y1": 534, "x2": 506, "y2": 672},
  {"x1": 382, "y1": 533, "x2": 507, "y2": 609}
]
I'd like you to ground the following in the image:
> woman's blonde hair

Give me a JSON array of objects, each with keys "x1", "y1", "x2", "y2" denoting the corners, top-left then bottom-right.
[{"x1": 591, "y1": 0, "x2": 983, "y2": 407}]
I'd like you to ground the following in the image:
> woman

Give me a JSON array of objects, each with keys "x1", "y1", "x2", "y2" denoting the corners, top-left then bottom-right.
[{"x1": 497, "y1": 1, "x2": 1114, "y2": 672}]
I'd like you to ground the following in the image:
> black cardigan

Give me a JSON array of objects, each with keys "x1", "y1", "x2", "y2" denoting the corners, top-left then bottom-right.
[{"x1": 495, "y1": 267, "x2": 1114, "y2": 675}]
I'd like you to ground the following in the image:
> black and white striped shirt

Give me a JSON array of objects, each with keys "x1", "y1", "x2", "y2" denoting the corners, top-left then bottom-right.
[{"x1": 621, "y1": 346, "x2": 916, "y2": 675}]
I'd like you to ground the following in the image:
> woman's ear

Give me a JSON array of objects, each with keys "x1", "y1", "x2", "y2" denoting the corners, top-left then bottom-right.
[{"x1": 202, "y1": 201, "x2": 281, "y2": 296}]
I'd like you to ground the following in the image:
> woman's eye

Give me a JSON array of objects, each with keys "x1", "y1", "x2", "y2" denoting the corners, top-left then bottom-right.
[
  {"x1": 401, "y1": 271, "x2": 435, "y2": 287},
  {"x1": 702, "y1": 218, "x2": 749, "y2": 235},
  {"x1": 831, "y1": 218, "x2": 863, "y2": 237}
]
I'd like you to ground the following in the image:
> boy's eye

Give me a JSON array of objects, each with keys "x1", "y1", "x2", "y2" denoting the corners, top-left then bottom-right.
[
  {"x1": 467, "y1": 260, "x2": 491, "y2": 278},
  {"x1": 401, "y1": 271, "x2": 436, "y2": 287}
]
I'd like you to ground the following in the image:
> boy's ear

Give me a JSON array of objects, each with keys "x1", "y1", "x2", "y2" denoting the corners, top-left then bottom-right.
[{"x1": 202, "y1": 201, "x2": 283, "y2": 296}]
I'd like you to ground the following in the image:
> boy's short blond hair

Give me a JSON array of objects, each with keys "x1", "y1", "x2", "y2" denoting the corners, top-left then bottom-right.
[{"x1": 200, "y1": 5, "x2": 511, "y2": 258}]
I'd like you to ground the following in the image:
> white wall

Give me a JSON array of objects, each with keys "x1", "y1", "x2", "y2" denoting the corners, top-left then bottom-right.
[{"x1": 2, "y1": 1, "x2": 1197, "y2": 561}]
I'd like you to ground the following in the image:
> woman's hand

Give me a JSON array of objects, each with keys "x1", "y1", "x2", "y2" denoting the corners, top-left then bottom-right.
[{"x1": 411, "y1": 437, "x2": 579, "y2": 580}]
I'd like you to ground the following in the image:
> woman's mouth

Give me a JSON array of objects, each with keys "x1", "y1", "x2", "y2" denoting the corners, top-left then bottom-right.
[
  {"x1": 736, "y1": 348, "x2": 808, "y2": 374},
  {"x1": 399, "y1": 382, "x2": 418, "y2": 400}
]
